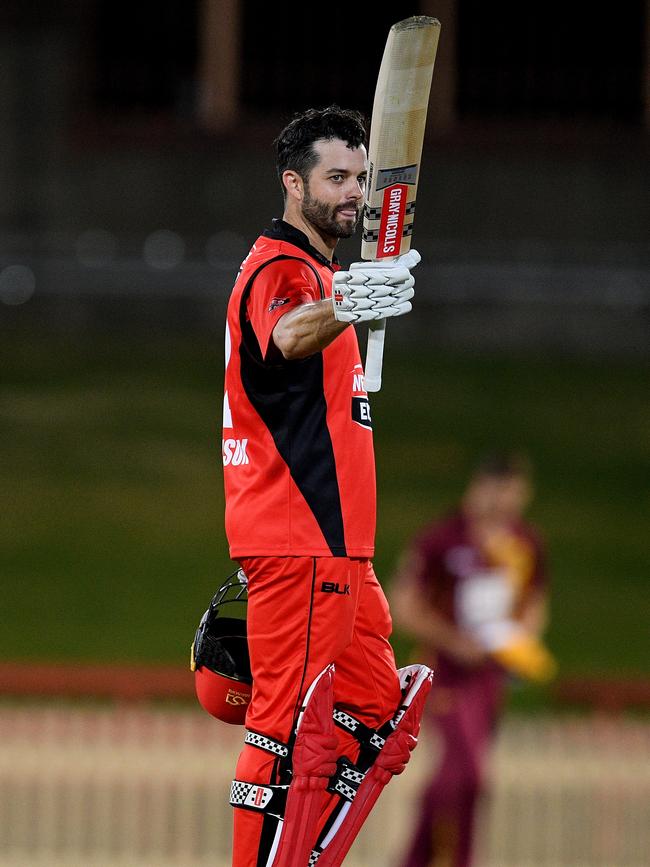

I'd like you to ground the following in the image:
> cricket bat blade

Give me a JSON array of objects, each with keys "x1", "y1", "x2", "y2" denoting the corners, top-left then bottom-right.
[{"x1": 362, "y1": 16, "x2": 440, "y2": 392}]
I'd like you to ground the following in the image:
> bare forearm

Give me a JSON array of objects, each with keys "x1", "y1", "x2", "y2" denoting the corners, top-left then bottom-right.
[
  {"x1": 390, "y1": 571, "x2": 485, "y2": 665},
  {"x1": 390, "y1": 556, "x2": 446, "y2": 649},
  {"x1": 273, "y1": 300, "x2": 350, "y2": 360},
  {"x1": 394, "y1": 594, "x2": 472, "y2": 653}
]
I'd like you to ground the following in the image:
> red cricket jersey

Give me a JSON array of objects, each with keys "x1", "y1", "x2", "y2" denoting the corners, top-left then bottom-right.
[{"x1": 222, "y1": 219, "x2": 375, "y2": 558}]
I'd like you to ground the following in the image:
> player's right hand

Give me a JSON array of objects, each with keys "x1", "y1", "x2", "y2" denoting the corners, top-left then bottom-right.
[{"x1": 332, "y1": 249, "x2": 420, "y2": 323}]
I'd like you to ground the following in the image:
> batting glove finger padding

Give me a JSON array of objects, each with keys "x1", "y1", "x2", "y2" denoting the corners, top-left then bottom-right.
[
  {"x1": 381, "y1": 299, "x2": 413, "y2": 318},
  {"x1": 333, "y1": 249, "x2": 420, "y2": 324}
]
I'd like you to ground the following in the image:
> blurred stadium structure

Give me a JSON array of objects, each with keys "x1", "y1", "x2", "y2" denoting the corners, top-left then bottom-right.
[
  {"x1": 1, "y1": 1, "x2": 649, "y2": 353},
  {"x1": 1, "y1": 3, "x2": 649, "y2": 867},
  {"x1": 0, "y1": 703, "x2": 649, "y2": 867}
]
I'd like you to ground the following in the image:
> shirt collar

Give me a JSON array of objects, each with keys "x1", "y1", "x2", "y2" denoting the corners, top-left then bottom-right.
[{"x1": 263, "y1": 218, "x2": 340, "y2": 268}]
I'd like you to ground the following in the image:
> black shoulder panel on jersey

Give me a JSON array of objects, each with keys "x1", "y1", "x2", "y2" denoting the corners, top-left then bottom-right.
[{"x1": 239, "y1": 256, "x2": 346, "y2": 557}]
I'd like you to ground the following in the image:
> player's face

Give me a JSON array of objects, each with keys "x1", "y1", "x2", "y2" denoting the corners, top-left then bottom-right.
[
  {"x1": 467, "y1": 475, "x2": 532, "y2": 522},
  {"x1": 302, "y1": 138, "x2": 368, "y2": 240}
]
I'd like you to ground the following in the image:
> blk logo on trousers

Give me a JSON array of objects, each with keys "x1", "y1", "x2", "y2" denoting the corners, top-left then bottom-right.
[{"x1": 321, "y1": 582, "x2": 351, "y2": 596}]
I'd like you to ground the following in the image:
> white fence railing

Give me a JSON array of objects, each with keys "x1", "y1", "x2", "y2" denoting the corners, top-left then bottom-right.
[{"x1": 0, "y1": 704, "x2": 648, "y2": 867}]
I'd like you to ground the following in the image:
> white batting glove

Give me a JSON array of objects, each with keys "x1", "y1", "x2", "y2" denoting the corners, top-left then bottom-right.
[{"x1": 332, "y1": 249, "x2": 421, "y2": 323}]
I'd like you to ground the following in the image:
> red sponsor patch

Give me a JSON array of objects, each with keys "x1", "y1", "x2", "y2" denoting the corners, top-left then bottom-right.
[{"x1": 376, "y1": 184, "x2": 407, "y2": 258}]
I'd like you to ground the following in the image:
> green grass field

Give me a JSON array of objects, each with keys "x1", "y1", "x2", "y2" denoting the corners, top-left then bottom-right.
[{"x1": 2, "y1": 330, "x2": 648, "y2": 701}]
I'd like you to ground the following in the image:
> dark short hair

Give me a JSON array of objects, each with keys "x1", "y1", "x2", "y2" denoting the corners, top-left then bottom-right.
[
  {"x1": 274, "y1": 105, "x2": 366, "y2": 195},
  {"x1": 472, "y1": 450, "x2": 533, "y2": 480}
]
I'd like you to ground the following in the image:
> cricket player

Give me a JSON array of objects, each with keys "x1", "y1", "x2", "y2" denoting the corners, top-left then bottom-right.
[
  {"x1": 216, "y1": 106, "x2": 432, "y2": 867},
  {"x1": 392, "y1": 452, "x2": 552, "y2": 867}
]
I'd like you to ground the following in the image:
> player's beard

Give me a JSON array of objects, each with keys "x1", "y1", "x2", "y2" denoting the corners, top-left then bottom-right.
[{"x1": 301, "y1": 185, "x2": 359, "y2": 239}]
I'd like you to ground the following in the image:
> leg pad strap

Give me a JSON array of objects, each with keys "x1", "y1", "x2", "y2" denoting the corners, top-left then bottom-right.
[{"x1": 230, "y1": 780, "x2": 288, "y2": 815}]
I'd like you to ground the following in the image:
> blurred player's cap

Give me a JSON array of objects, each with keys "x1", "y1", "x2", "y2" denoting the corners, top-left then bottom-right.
[{"x1": 191, "y1": 569, "x2": 252, "y2": 725}]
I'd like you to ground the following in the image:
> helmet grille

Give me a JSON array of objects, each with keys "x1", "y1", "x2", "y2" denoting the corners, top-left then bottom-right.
[{"x1": 195, "y1": 616, "x2": 251, "y2": 683}]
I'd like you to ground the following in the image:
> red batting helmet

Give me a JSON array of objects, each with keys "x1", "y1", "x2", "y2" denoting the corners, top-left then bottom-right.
[{"x1": 191, "y1": 569, "x2": 252, "y2": 725}]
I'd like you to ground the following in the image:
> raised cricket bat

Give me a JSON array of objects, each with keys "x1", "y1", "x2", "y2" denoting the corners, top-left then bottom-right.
[{"x1": 362, "y1": 17, "x2": 440, "y2": 392}]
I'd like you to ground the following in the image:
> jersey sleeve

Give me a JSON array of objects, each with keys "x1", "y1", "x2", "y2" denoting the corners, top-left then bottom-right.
[{"x1": 245, "y1": 258, "x2": 323, "y2": 358}]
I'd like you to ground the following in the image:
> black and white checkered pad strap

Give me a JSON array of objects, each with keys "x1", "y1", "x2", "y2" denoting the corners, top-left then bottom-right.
[
  {"x1": 333, "y1": 709, "x2": 386, "y2": 753},
  {"x1": 244, "y1": 729, "x2": 289, "y2": 758},
  {"x1": 327, "y1": 757, "x2": 366, "y2": 803},
  {"x1": 229, "y1": 779, "x2": 288, "y2": 815}
]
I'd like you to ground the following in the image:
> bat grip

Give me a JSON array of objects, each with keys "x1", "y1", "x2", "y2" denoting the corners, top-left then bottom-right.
[{"x1": 364, "y1": 319, "x2": 386, "y2": 392}]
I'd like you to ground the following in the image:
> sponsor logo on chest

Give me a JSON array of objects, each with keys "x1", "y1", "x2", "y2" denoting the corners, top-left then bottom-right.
[{"x1": 351, "y1": 364, "x2": 372, "y2": 430}]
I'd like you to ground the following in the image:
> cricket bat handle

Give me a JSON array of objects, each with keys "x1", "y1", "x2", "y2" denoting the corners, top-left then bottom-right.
[
  {"x1": 364, "y1": 319, "x2": 386, "y2": 392},
  {"x1": 363, "y1": 249, "x2": 401, "y2": 393}
]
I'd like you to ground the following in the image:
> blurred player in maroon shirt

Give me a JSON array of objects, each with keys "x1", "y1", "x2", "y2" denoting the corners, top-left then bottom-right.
[{"x1": 392, "y1": 452, "x2": 555, "y2": 867}]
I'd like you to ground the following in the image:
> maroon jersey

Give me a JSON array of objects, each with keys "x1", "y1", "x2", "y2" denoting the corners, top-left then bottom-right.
[
  {"x1": 411, "y1": 510, "x2": 547, "y2": 681},
  {"x1": 223, "y1": 219, "x2": 375, "y2": 559}
]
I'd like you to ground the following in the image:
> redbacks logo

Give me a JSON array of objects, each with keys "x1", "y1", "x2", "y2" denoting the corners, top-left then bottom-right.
[
  {"x1": 226, "y1": 688, "x2": 250, "y2": 707},
  {"x1": 268, "y1": 297, "x2": 291, "y2": 312},
  {"x1": 377, "y1": 184, "x2": 408, "y2": 257},
  {"x1": 351, "y1": 363, "x2": 372, "y2": 430}
]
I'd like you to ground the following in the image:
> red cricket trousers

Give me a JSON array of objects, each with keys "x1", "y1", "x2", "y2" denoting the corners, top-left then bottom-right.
[{"x1": 233, "y1": 555, "x2": 402, "y2": 867}]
